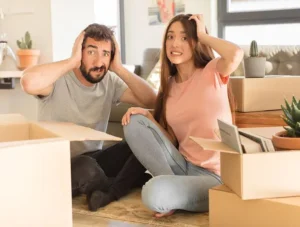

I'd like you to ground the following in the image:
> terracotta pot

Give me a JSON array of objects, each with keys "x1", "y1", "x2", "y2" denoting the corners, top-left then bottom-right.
[
  {"x1": 17, "y1": 49, "x2": 40, "y2": 70},
  {"x1": 272, "y1": 131, "x2": 300, "y2": 150}
]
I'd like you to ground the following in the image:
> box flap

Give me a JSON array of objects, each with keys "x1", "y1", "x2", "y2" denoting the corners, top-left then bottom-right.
[
  {"x1": 267, "y1": 197, "x2": 300, "y2": 206},
  {"x1": 210, "y1": 184, "x2": 233, "y2": 193},
  {"x1": 38, "y1": 122, "x2": 122, "y2": 142},
  {"x1": 0, "y1": 114, "x2": 28, "y2": 124},
  {"x1": 190, "y1": 136, "x2": 239, "y2": 154},
  {"x1": 210, "y1": 185, "x2": 300, "y2": 206}
]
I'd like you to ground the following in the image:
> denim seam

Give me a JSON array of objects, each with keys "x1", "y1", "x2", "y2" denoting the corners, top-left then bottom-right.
[
  {"x1": 188, "y1": 164, "x2": 222, "y2": 184},
  {"x1": 148, "y1": 126, "x2": 187, "y2": 174},
  {"x1": 137, "y1": 118, "x2": 187, "y2": 175}
]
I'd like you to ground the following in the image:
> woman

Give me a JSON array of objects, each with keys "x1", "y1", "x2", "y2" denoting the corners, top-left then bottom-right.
[{"x1": 123, "y1": 14, "x2": 243, "y2": 217}]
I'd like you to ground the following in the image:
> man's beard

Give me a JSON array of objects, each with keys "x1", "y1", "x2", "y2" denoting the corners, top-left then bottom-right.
[{"x1": 80, "y1": 62, "x2": 108, "y2": 84}]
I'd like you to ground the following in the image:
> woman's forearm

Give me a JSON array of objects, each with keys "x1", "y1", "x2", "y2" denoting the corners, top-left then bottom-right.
[{"x1": 198, "y1": 33, "x2": 243, "y2": 63}]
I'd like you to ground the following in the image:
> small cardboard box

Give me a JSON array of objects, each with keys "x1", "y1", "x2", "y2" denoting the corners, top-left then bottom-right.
[
  {"x1": 210, "y1": 185, "x2": 300, "y2": 227},
  {"x1": 230, "y1": 76, "x2": 300, "y2": 112},
  {"x1": 191, "y1": 127, "x2": 300, "y2": 200},
  {"x1": 0, "y1": 114, "x2": 121, "y2": 227}
]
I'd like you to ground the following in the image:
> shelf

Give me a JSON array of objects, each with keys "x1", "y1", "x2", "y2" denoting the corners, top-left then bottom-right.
[{"x1": 0, "y1": 71, "x2": 22, "y2": 78}]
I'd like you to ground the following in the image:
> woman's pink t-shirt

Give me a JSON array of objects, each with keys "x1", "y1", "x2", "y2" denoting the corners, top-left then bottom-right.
[{"x1": 166, "y1": 58, "x2": 232, "y2": 175}]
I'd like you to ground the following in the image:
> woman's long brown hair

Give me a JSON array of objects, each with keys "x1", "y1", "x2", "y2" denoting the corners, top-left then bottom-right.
[{"x1": 153, "y1": 14, "x2": 235, "y2": 144}]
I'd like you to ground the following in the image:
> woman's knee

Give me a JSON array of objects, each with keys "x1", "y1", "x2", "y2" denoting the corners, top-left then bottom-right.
[
  {"x1": 141, "y1": 176, "x2": 177, "y2": 213},
  {"x1": 123, "y1": 114, "x2": 149, "y2": 136}
]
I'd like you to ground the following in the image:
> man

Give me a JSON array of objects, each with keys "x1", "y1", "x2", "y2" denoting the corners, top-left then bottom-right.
[{"x1": 21, "y1": 24, "x2": 156, "y2": 211}]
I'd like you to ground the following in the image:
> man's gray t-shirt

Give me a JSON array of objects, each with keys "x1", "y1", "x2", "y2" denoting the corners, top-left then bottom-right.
[{"x1": 38, "y1": 70, "x2": 128, "y2": 157}]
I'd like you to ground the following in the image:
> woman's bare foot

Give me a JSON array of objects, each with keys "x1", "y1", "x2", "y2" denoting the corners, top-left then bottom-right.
[{"x1": 154, "y1": 210, "x2": 175, "y2": 218}]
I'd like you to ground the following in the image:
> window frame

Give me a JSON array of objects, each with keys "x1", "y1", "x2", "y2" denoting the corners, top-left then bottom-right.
[
  {"x1": 119, "y1": 0, "x2": 126, "y2": 63},
  {"x1": 218, "y1": 0, "x2": 300, "y2": 38}
]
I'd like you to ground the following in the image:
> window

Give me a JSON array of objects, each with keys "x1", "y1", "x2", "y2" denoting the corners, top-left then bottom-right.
[
  {"x1": 225, "y1": 23, "x2": 300, "y2": 45},
  {"x1": 218, "y1": 0, "x2": 300, "y2": 45},
  {"x1": 228, "y1": 0, "x2": 300, "y2": 12}
]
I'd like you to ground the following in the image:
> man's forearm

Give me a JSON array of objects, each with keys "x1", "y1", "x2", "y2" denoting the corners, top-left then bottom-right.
[
  {"x1": 115, "y1": 67, "x2": 157, "y2": 108},
  {"x1": 21, "y1": 58, "x2": 76, "y2": 94}
]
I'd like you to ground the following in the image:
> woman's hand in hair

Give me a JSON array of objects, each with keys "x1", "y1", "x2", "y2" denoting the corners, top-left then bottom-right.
[
  {"x1": 189, "y1": 14, "x2": 206, "y2": 39},
  {"x1": 71, "y1": 31, "x2": 85, "y2": 68},
  {"x1": 122, "y1": 107, "x2": 153, "y2": 126}
]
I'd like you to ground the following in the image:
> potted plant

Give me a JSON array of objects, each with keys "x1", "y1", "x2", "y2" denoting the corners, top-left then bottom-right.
[
  {"x1": 272, "y1": 96, "x2": 300, "y2": 150},
  {"x1": 16, "y1": 31, "x2": 40, "y2": 70},
  {"x1": 244, "y1": 40, "x2": 266, "y2": 78}
]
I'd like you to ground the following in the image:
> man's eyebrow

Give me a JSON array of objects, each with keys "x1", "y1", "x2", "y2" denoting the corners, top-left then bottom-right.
[
  {"x1": 85, "y1": 45, "x2": 111, "y2": 53},
  {"x1": 86, "y1": 45, "x2": 98, "y2": 49}
]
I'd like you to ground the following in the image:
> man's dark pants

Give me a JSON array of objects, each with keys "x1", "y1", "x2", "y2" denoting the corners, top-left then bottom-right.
[{"x1": 71, "y1": 141, "x2": 151, "y2": 202}]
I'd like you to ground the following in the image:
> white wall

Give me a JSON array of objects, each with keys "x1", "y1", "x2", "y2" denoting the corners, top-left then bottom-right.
[
  {"x1": 0, "y1": 0, "x2": 53, "y2": 70},
  {"x1": 124, "y1": 0, "x2": 217, "y2": 65},
  {"x1": 94, "y1": 0, "x2": 121, "y2": 46},
  {"x1": 51, "y1": 0, "x2": 95, "y2": 61},
  {"x1": 0, "y1": 0, "x2": 53, "y2": 120},
  {"x1": 0, "y1": 80, "x2": 38, "y2": 120}
]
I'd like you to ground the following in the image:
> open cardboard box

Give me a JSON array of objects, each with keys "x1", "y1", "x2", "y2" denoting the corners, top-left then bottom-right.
[
  {"x1": 0, "y1": 114, "x2": 122, "y2": 227},
  {"x1": 190, "y1": 127, "x2": 300, "y2": 200},
  {"x1": 209, "y1": 185, "x2": 300, "y2": 227}
]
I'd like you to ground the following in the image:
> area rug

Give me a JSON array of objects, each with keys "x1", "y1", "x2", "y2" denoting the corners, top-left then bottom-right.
[{"x1": 72, "y1": 189, "x2": 209, "y2": 227}]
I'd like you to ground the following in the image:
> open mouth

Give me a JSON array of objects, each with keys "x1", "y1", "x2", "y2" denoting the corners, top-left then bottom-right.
[
  {"x1": 93, "y1": 66, "x2": 105, "y2": 73},
  {"x1": 171, "y1": 51, "x2": 183, "y2": 56}
]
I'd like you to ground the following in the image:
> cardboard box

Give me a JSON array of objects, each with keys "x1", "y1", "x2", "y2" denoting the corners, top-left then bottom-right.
[
  {"x1": 0, "y1": 114, "x2": 122, "y2": 227},
  {"x1": 210, "y1": 185, "x2": 300, "y2": 227},
  {"x1": 230, "y1": 76, "x2": 300, "y2": 112},
  {"x1": 191, "y1": 127, "x2": 300, "y2": 200}
]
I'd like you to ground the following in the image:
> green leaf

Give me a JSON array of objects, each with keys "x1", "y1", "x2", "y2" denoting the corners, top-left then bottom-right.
[
  {"x1": 292, "y1": 103, "x2": 300, "y2": 122},
  {"x1": 295, "y1": 131, "x2": 300, "y2": 137},
  {"x1": 25, "y1": 31, "x2": 31, "y2": 45},
  {"x1": 250, "y1": 40, "x2": 258, "y2": 57},
  {"x1": 20, "y1": 42, "x2": 27, "y2": 49},
  {"x1": 16, "y1": 40, "x2": 21, "y2": 48},
  {"x1": 285, "y1": 99, "x2": 292, "y2": 113},
  {"x1": 292, "y1": 96, "x2": 298, "y2": 107},
  {"x1": 27, "y1": 40, "x2": 32, "y2": 49},
  {"x1": 283, "y1": 117, "x2": 296, "y2": 129},
  {"x1": 284, "y1": 126, "x2": 296, "y2": 137},
  {"x1": 281, "y1": 105, "x2": 294, "y2": 122}
]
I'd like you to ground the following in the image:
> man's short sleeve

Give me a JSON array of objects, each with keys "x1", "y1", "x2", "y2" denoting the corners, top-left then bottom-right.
[
  {"x1": 112, "y1": 73, "x2": 128, "y2": 105},
  {"x1": 34, "y1": 81, "x2": 57, "y2": 102}
]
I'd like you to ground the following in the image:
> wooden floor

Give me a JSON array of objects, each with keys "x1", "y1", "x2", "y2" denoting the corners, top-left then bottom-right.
[
  {"x1": 235, "y1": 110, "x2": 285, "y2": 128},
  {"x1": 73, "y1": 213, "x2": 153, "y2": 227}
]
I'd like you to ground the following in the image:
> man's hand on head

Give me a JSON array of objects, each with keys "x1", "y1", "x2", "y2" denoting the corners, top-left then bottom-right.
[
  {"x1": 109, "y1": 36, "x2": 123, "y2": 74},
  {"x1": 70, "y1": 31, "x2": 85, "y2": 68}
]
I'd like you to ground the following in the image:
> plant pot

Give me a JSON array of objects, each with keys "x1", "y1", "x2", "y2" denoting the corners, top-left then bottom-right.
[
  {"x1": 272, "y1": 130, "x2": 300, "y2": 150},
  {"x1": 244, "y1": 57, "x2": 266, "y2": 78},
  {"x1": 17, "y1": 49, "x2": 40, "y2": 70}
]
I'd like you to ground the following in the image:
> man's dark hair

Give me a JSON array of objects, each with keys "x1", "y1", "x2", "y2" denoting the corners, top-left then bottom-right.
[{"x1": 82, "y1": 23, "x2": 115, "y2": 61}]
